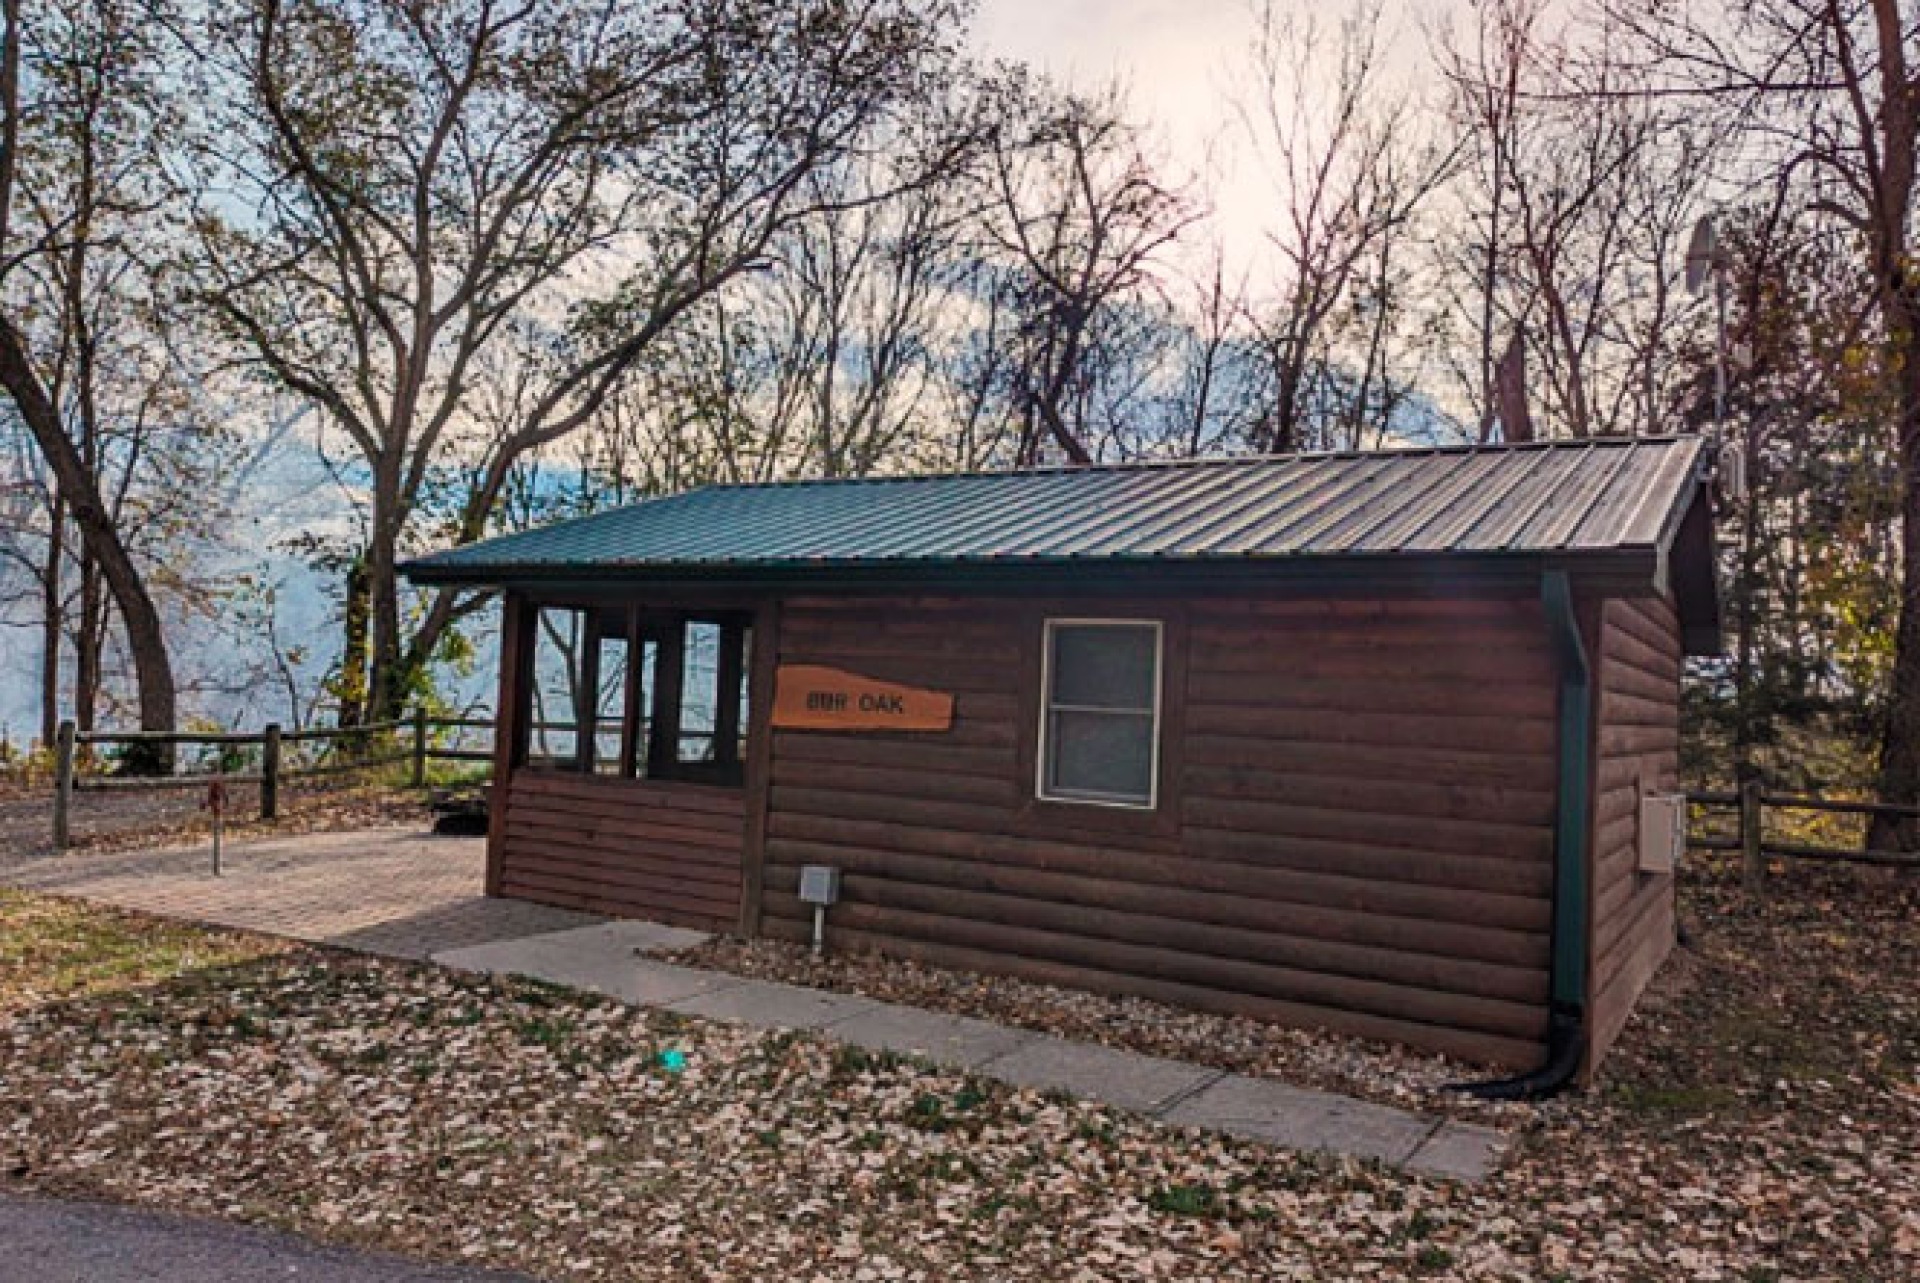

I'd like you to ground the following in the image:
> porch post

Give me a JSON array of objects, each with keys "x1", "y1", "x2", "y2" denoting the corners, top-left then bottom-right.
[
  {"x1": 487, "y1": 591, "x2": 534, "y2": 898},
  {"x1": 619, "y1": 605, "x2": 644, "y2": 778},
  {"x1": 648, "y1": 618, "x2": 685, "y2": 776},
  {"x1": 714, "y1": 618, "x2": 745, "y2": 773},
  {"x1": 738, "y1": 599, "x2": 780, "y2": 937},
  {"x1": 575, "y1": 611, "x2": 603, "y2": 774}
]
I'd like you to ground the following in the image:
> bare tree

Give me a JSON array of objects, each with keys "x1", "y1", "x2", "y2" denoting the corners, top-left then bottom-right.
[
  {"x1": 0, "y1": 0, "x2": 182, "y2": 745},
  {"x1": 1161, "y1": 246, "x2": 1254, "y2": 457},
  {"x1": 199, "y1": 0, "x2": 971, "y2": 724},
  {"x1": 1434, "y1": 0, "x2": 1710, "y2": 441},
  {"x1": 1236, "y1": 0, "x2": 1451, "y2": 452},
  {"x1": 925, "y1": 253, "x2": 1022, "y2": 469},
  {"x1": 1431, "y1": 0, "x2": 1528, "y2": 439},
  {"x1": 603, "y1": 156, "x2": 976, "y2": 489},
  {"x1": 983, "y1": 81, "x2": 1195, "y2": 465},
  {"x1": 767, "y1": 167, "x2": 968, "y2": 477}
]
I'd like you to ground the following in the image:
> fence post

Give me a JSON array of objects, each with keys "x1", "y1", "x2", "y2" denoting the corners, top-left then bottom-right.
[
  {"x1": 1740, "y1": 778, "x2": 1765, "y2": 892},
  {"x1": 261, "y1": 723, "x2": 281, "y2": 821},
  {"x1": 52, "y1": 719, "x2": 76, "y2": 851},
  {"x1": 411, "y1": 706, "x2": 428, "y2": 788}
]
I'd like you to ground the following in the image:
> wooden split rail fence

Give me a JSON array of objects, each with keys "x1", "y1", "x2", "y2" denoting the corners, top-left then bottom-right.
[
  {"x1": 49, "y1": 710, "x2": 499, "y2": 851},
  {"x1": 1685, "y1": 785, "x2": 1920, "y2": 889}
]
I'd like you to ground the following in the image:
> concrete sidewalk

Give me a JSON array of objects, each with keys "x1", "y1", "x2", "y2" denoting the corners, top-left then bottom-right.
[{"x1": 435, "y1": 921, "x2": 1507, "y2": 1182}]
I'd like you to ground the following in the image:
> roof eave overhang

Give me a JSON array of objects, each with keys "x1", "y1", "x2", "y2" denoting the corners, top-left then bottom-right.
[
  {"x1": 402, "y1": 548, "x2": 1666, "y2": 601},
  {"x1": 1651, "y1": 471, "x2": 1723, "y2": 659}
]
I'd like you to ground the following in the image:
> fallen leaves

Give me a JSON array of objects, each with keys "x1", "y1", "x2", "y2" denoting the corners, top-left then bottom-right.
[{"x1": 0, "y1": 856, "x2": 1912, "y2": 1281}]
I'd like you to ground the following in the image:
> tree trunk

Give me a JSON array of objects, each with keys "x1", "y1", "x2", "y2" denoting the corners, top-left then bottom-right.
[
  {"x1": 1865, "y1": 0, "x2": 1918, "y2": 854},
  {"x1": 0, "y1": 317, "x2": 174, "y2": 746},
  {"x1": 337, "y1": 553, "x2": 371, "y2": 729},
  {"x1": 364, "y1": 462, "x2": 407, "y2": 724},
  {"x1": 37, "y1": 491, "x2": 63, "y2": 749},
  {"x1": 1869, "y1": 318, "x2": 1920, "y2": 852},
  {"x1": 1733, "y1": 416, "x2": 1762, "y2": 785},
  {"x1": 76, "y1": 546, "x2": 103, "y2": 733},
  {"x1": 1270, "y1": 354, "x2": 1303, "y2": 454},
  {"x1": 1493, "y1": 331, "x2": 1533, "y2": 443}
]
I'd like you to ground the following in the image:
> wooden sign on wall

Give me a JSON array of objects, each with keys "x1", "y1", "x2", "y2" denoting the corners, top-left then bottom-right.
[{"x1": 771, "y1": 664, "x2": 954, "y2": 732}]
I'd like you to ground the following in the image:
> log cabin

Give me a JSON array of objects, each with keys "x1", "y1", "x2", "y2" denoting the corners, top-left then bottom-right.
[{"x1": 402, "y1": 436, "x2": 1721, "y2": 1083}]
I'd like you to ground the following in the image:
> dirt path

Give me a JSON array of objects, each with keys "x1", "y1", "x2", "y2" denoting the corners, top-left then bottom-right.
[{"x1": 0, "y1": 790, "x2": 212, "y2": 864}]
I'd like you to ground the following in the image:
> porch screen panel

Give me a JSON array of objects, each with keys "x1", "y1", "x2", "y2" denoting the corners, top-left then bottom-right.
[{"x1": 528, "y1": 607, "x2": 583, "y2": 767}]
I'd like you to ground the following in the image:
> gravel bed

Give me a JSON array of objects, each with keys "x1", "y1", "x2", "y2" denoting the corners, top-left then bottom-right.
[{"x1": 662, "y1": 934, "x2": 1521, "y2": 1125}]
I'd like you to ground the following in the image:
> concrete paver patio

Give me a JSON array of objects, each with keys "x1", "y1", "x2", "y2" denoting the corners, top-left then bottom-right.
[{"x1": 0, "y1": 830, "x2": 600, "y2": 959}]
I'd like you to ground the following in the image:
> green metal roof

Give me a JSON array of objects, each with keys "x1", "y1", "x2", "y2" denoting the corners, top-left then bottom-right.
[{"x1": 404, "y1": 437, "x2": 1712, "y2": 590}]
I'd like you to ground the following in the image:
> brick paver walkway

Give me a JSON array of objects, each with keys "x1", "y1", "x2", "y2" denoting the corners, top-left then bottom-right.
[{"x1": 0, "y1": 828, "x2": 601, "y2": 959}]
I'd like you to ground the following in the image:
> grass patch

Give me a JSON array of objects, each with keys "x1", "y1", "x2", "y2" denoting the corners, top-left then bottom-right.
[
  {"x1": 1148, "y1": 1182, "x2": 1223, "y2": 1218},
  {"x1": 512, "y1": 1014, "x2": 577, "y2": 1051},
  {"x1": 1609, "y1": 1082, "x2": 1743, "y2": 1117},
  {"x1": 902, "y1": 1081, "x2": 994, "y2": 1134},
  {"x1": 0, "y1": 888, "x2": 281, "y2": 1013}
]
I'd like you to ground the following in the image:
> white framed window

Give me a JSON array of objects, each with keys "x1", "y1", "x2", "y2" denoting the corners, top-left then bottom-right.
[{"x1": 1037, "y1": 619, "x2": 1163, "y2": 809}]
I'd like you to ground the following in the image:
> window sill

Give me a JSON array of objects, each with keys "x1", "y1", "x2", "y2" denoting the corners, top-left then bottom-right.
[
  {"x1": 1036, "y1": 790, "x2": 1155, "y2": 812},
  {"x1": 1013, "y1": 793, "x2": 1181, "y2": 841}
]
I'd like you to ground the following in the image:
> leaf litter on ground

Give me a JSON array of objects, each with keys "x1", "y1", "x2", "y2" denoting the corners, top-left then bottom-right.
[{"x1": 0, "y1": 857, "x2": 1912, "y2": 1281}]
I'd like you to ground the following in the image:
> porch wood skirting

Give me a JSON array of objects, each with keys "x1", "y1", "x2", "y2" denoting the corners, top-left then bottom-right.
[{"x1": 497, "y1": 771, "x2": 744, "y2": 931}]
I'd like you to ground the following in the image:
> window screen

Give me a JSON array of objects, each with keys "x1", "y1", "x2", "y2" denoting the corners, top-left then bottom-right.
[
  {"x1": 1039, "y1": 621, "x2": 1160, "y2": 807},
  {"x1": 518, "y1": 607, "x2": 747, "y2": 786},
  {"x1": 528, "y1": 606, "x2": 584, "y2": 767},
  {"x1": 679, "y1": 621, "x2": 721, "y2": 764},
  {"x1": 527, "y1": 606, "x2": 634, "y2": 773},
  {"x1": 648, "y1": 615, "x2": 748, "y2": 785},
  {"x1": 590, "y1": 633, "x2": 629, "y2": 774}
]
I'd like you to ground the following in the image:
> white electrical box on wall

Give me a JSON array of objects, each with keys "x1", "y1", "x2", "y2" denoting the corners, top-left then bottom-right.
[
  {"x1": 798, "y1": 865, "x2": 842, "y2": 907},
  {"x1": 1637, "y1": 793, "x2": 1686, "y2": 875}
]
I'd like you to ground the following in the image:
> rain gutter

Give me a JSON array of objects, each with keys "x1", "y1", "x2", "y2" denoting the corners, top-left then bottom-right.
[{"x1": 1452, "y1": 569, "x2": 1590, "y2": 1099}]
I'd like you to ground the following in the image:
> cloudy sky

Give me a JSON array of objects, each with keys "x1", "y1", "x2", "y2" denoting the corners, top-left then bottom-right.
[
  {"x1": 973, "y1": 1, "x2": 1256, "y2": 138},
  {"x1": 970, "y1": 0, "x2": 1459, "y2": 278},
  {"x1": 975, "y1": 1, "x2": 1263, "y2": 263}
]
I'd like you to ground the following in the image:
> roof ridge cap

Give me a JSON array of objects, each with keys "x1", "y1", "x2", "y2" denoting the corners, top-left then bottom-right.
[{"x1": 687, "y1": 433, "x2": 1702, "y2": 495}]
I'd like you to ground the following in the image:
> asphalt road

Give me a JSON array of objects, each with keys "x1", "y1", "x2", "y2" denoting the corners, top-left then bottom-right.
[{"x1": 0, "y1": 1193, "x2": 540, "y2": 1283}]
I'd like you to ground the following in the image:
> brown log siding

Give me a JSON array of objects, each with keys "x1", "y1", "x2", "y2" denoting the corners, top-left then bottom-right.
[
  {"x1": 1585, "y1": 595, "x2": 1681, "y2": 1071},
  {"x1": 761, "y1": 594, "x2": 1557, "y2": 1067},
  {"x1": 497, "y1": 770, "x2": 744, "y2": 930}
]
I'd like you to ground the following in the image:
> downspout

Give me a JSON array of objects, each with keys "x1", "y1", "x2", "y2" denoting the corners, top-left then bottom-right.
[{"x1": 1451, "y1": 570, "x2": 1590, "y2": 1100}]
